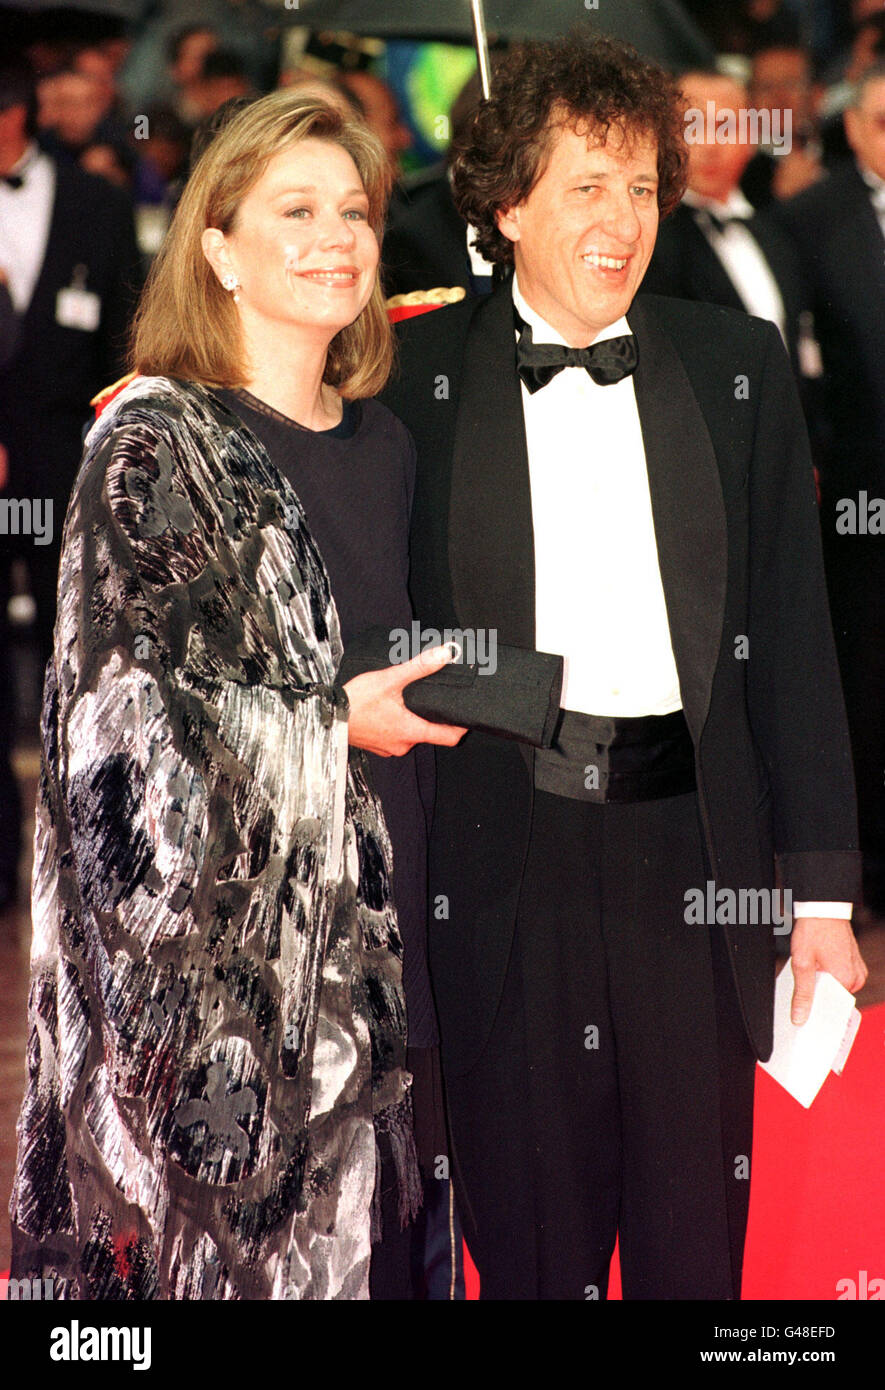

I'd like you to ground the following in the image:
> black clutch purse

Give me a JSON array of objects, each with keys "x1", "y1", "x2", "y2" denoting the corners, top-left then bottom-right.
[{"x1": 337, "y1": 625, "x2": 564, "y2": 749}]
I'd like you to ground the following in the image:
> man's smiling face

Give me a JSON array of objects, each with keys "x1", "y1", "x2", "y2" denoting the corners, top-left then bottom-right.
[{"x1": 496, "y1": 119, "x2": 660, "y2": 345}]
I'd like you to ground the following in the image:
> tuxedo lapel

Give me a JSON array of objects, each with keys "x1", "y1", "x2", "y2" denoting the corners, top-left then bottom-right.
[
  {"x1": 831, "y1": 165, "x2": 885, "y2": 302},
  {"x1": 679, "y1": 207, "x2": 747, "y2": 312},
  {"x1": 748, "y1": 212, "x2": 801, "y2": 331},
  {"x1": 23, "y1": 160, "x2": 72, "y2": 332},
  {"x1": 627, "y1": 296, "x2": 728, "y2": 742},
  {"x1": 448, "y1": 281, "x2": 535, "y2": 649}
]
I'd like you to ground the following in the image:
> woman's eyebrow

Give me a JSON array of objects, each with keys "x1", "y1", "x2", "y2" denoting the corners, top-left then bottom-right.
[{"x1": 272, "y1": 184, "x2": 368, "y2": 198}]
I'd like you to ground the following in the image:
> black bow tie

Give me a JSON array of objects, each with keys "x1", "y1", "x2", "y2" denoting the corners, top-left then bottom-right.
[
  {"x1": 514, "y1": 308, "x2": 638, "y2": 394},
  {"x1": 695, "y1": 207, "x2": 745, "y2": 234},
  {"x1": 1, "y1": 173, "x2": 24, "y2": 189}
]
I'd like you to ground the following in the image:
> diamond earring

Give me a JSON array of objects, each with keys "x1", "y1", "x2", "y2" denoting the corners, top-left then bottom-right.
[{"x1": 221, "y1": 273, "x2": 241, "y2": 302}]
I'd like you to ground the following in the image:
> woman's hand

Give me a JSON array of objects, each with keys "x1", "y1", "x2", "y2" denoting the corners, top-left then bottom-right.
[{"x1": 344, "y1": 644, "x2": 468, "y2": 757}]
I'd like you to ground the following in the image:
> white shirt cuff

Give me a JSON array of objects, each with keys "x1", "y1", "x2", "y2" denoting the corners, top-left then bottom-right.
[{"x1": 792, "y1": 901, "x2": 853, "y2": 920}]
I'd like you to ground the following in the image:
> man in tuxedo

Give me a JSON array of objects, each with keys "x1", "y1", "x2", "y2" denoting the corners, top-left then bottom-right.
[
  {"x1": 382, "y1": 35, "x2": 867, "y2": 1300},
  {"x1": 0, "y1": 57, "x2": 141, "y2": 906},
  {"x1": 0, "y1": 58, "x2": 141, "y2": 655},
  {"x1": 641, "y1": 71, "x2": 806, "y2": 374},
  {"x1": 778, "y1": 61, "x2": 885, "y2": 913},
  {"x1": 383, "y1": 73, "x2": 495, "y2": 300}
]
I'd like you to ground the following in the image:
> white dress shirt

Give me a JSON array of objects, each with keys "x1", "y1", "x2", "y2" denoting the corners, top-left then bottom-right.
[
  {"x1": 682, "y1": 187, "x2": 787, "y2": 345},
  {"x1": 512, "y1": 274, "x2": 851, "y2": 921},
  {"x1": 0, "y1": 143, "x2": 55, "y2": 314},
  {"x1": 514, "y1": 273, "x2": 682, "y2": 718},
  {"x1": 465, "y1": 222, "x2": 495, "y2": 281}
]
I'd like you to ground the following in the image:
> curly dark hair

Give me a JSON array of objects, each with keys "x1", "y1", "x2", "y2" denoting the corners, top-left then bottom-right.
[{"x1": 451, "y1": 33, "x2": 688, "y2": 266}]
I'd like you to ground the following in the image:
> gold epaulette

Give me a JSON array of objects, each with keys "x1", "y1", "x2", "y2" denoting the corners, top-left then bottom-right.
[
  {"x1": 385, "y1": 286, "x2": 467, "y2": 309},
  {"x1": 90, "y1": 370, "x2": 137, "y2": 409}
]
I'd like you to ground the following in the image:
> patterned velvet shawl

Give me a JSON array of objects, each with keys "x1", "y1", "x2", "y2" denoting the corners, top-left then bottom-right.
[{"x1": 9, "y1": 376, "x2": 418, "y2": 1299}]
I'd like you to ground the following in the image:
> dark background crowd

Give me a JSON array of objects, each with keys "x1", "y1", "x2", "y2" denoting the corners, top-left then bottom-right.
[{"x1": 0, "y1": 0, "x2": 883, "y2": 922}]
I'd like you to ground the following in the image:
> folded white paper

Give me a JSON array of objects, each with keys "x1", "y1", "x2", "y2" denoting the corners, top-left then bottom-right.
[{"x1": 758, "y1": 962, "x2": 861, "y2": 1108}]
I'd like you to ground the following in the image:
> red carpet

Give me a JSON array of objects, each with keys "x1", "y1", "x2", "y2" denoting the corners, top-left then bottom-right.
[
  {"x1": 465, "y1": 1002, "x2": 885, "y2": 1300},
  {"x1": 740, "y1": 1000, "x2": 885, "y2": 1300}
]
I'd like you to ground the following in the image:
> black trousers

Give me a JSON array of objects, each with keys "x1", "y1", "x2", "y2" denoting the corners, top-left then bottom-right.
[{"x1": 447, "y1": 789, "x2": 758, "y2": 1301}]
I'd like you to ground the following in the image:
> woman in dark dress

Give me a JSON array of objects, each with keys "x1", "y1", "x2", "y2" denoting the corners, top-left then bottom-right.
[{"x1": 9, "y1": 91, "x2": 463, "y2": 1300}]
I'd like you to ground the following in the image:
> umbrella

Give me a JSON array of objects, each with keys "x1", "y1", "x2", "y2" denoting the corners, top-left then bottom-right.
[
  {"x1": 295, "y1": 0, "x2": 714, "y2": 74},
  {"x1": 1, "y1": 0, "x2": 145, "y2": 13}
]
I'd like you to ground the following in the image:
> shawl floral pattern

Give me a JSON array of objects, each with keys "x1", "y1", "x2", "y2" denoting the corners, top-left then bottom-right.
[{"x1": 9, "y1": 376, "x2": 418, "y2": 1299}]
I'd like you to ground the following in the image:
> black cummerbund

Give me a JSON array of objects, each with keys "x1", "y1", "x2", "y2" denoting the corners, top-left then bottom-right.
[{"x1": 533, "y1": 707, "x2": 696, "y2": 803}]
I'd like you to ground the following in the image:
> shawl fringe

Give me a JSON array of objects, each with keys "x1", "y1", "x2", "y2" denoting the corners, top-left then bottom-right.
[{"x1": 371, "y1": 1093, "x2": 423, "y2": 1243}]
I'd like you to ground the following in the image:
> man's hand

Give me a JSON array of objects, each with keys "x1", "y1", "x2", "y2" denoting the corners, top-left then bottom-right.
[
  {"x1": 789, "y1": 916, "x2": 868, "y2": 1025},
  {"x1": 344, "y1": 643, "x2": 468, "y2": 757}
]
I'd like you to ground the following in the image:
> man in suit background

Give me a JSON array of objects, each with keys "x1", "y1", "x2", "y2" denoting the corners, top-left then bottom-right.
[
  {"x1": 778, "y1": 61, "x2": 885, "y2": 915},
  {"x1": 382, "y1": 34, "x2": 866, "y2": 1300},
  {"x1": 741, "y1": 38, "x2": 824, "y2": 209},
  {"x1": 0, "y1": 56, "x2": 141, "y2": 907},
  {"x1": 641, "y1": 70, "x2": 806, "y2": 375},
  {"x1": 383, "y1": 71, "x2": 495, "y2": 300}
]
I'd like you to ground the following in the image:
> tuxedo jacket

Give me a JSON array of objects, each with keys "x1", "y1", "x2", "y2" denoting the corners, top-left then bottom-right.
[
  {"x1": 776, "y1": 160, "x2": 885, "y2": 498},
  {"x1": 740, "y1": 151, "x2": 778, "y2": 211},
  {"x1": 640, "y1": 201, "x2": 806, "y2": 377},
  {"x1": 383, "y1": 167, "x2": 475, "y2": 299},
  {"x1": 0, "y1": 158, "x2": 142, "y2": 512},
  {"x1": 381, "y1": 278, "x2": 860, "y2": 1075}
]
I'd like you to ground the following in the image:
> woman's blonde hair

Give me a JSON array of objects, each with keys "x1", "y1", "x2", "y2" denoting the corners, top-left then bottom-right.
[{"x1": 131, "y1": 90, "x2": 394, "y2": 398}]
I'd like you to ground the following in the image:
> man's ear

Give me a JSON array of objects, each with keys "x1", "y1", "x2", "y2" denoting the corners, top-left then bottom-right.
[
  {"x1": 201, "y1": 227, "x2": 233, "y2": 284},
  {"x1": 843, "y1": 107, "x2": 859, "y2": 157},
  {"x1": 496, "y1": 204, "x2": 521, "y2": 245}
]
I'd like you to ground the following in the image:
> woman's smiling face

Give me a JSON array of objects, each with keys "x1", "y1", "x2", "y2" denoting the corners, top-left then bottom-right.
[{"x1": 206, "y1": 137, "x2": 380, "y2": 341}]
